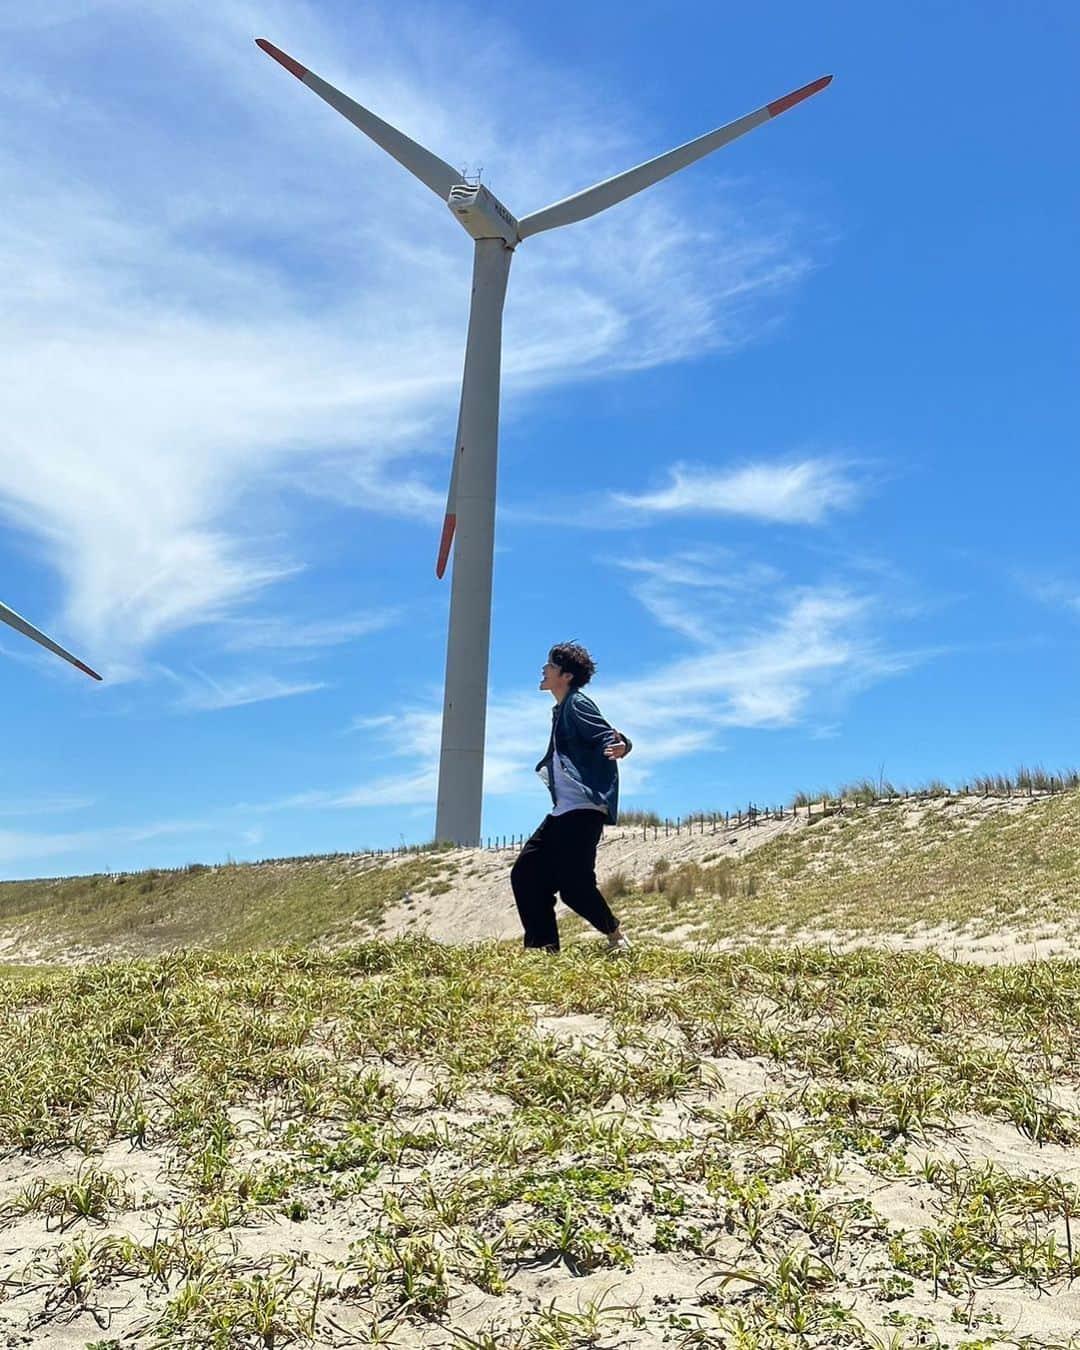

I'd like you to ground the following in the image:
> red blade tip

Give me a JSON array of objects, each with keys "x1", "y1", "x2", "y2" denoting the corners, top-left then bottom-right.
[
  {"x1": 767, "y1": 74, "x2": 833, "y2": 118},
  {"x1": 436, "y1": 514, "x2": 456, "y2": 579},
  {"x1": 255, "y1": 39, "x2": 309, "y2": 82},
  {"x1": 74, "y1": 659, "x2": 103, "y2": 681}
]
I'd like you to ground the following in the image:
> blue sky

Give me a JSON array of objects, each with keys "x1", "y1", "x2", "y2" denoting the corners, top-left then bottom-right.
[{"x1": 2, "y1": 1, "x2": 1078, "y2": 879}]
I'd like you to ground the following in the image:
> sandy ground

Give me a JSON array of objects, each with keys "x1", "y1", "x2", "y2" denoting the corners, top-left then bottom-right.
[
  {"x1": 375, "y1": 794, "x2": 1080, "y2": 964},
  {"x1": 3, "y1": 795, "x2": 1080, "y2": 1345},
  {"x1": 374, "y1": 811, "x2": 802, "y2": 946},
  {"x1": 2, "y1": 1006, "x2": 1080, "y2": 1346}
]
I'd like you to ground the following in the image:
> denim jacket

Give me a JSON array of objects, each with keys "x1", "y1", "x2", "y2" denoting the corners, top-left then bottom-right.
[{"x1": 535, "y1": 690, "x2": 632, "y2": 824}]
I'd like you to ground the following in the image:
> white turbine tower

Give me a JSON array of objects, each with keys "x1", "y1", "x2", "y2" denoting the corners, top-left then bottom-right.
[
  {"x1": 0, "y1": 599, "x2": 101, "y2": 680},
  {"x1": 257, "y1": 39, "x2": 831, "y2": 844}
]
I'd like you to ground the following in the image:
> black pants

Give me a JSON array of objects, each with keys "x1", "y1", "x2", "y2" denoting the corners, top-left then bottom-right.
[{"x1": 511, "y1": 810, "x2": 619, "y2": 950}]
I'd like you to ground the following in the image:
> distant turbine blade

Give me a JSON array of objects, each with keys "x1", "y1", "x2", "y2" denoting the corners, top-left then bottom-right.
[
  {"x1": 435, "y1": 469, "x2": 457, "y2": 579},
  {"x1": 435, "y1": 508, "x2": 456, "y2": 579},
  {"x1": 436, "y1": 406, "x2": 463, "y2": 579},
  {"x1": 518, "y1": 74, "x2": 832, "y2": 239},
  {"x1": 0, "y1": 599, "x2": 102, "y2": 680},
  {"x1": 255, "y1": 39, "x2": 461, "y2": 200},
  {"x1": 435, "y1": 457, "x2": 458, "y2": 579}
]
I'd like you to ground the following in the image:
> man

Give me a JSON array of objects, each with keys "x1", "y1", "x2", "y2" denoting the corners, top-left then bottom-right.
[{"x1": 510, "y1": 641, "x2": 632, "y2": 955}]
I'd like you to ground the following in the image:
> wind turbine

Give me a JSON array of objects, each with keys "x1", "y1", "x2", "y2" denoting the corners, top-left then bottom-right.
[
  {"x1": 0, "y1": 599, "x2": 102, "y2": 680},
  {"x1": 256, "y1": 38, "x2": 831, "y2": 844}
]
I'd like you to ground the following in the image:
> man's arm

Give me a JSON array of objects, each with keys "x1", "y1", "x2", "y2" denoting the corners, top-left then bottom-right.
[{"x1": 572, "y1": 694, "x2": 631, "y2": 756}]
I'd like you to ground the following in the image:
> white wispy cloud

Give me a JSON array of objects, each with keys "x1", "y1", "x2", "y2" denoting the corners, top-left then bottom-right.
[
  {"x1": 0, "y1": 0, "x2": 820, "y2": 674},
  {"x1": 247, "y1": 690, "x2": 549, "y2": 815},
  {"x1": 347, "y1": 714, "x2": 396, "y2": 733},
  {"x1": 0, "y1": 816, "x2": 206, "y2": 867},
  {"x1": 617, "y1": 553, "x2": 783, "y2": 591},
  {"x1": 614, "y1": 548, "x2": 785, "y2": 645},
  {"x1": 595, "y1": 556, "x2": 906, "y2": 745},
  {"x1": 239, "y1": 552, "x2": 912, "y2": 816},
  {"x1": 291, "y1": 769, "x2": 438, "y2": 811},
  {"x1": 175, "y1": 671, "x2": 328, "y2": 712},
  {"x1": 221, "y1": 610, "x2": 398, "y2": 652},
  {"x1": 1017, "y1": 573, "x2": 1080, "y2": 616},
  {"x1": 0, "y1": 795, "x2": 94, "y2": 819},
  {"x1": 615, "y1": 458, "x2": 859, "y2": 523}
]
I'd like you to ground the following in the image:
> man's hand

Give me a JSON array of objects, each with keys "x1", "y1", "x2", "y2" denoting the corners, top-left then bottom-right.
[{"x1": 604, "y1": 734, "x2": 629, "y2": 760}]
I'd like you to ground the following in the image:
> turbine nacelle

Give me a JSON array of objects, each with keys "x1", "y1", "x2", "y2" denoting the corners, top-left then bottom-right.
[{"x1": 447, "y1": 183, "x2": 520, "y2": 247}]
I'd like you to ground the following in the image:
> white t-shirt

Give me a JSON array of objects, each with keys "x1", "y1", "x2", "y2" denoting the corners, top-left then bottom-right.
[{"x1": 549, "y1": 751, "x2": 606, "y2": 818}]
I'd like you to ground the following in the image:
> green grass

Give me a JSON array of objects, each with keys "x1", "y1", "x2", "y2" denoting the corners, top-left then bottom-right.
[
  {"x1": 0, "y1": 851, "x2": 457, "y2": 958},
  {"x1": 0, "y1": 962, "x2": 63, "y2": 984},
  {"x1": 1, "y1": 939, "x2": 1080, "y2": 1345},
  {"x1": 614, "y1": 791, "x2": 1080, "y2": 944},
  {"x1": 790, "y1": 765, "x2": 1080, "y2": 807},
  {"x1": 4, "y1": 789, "x2": 1080, "y2": 1343}
]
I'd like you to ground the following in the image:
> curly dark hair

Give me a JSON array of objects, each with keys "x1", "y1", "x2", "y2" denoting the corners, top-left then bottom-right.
[{"x1": 549, "y1": 641, "x2": 596, "y2": 689}]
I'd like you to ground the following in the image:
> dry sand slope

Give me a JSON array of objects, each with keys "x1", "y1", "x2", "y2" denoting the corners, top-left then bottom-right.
[
  {"x1": 375, "y1": 794, "x2": 1080, "y2": 963},
  {"x1": 373, "y1": 811, "x2": 798, "y2": 945}
]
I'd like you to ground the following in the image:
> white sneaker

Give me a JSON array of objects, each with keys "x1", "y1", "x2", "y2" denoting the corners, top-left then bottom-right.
[{"x1": 607, "y1": 931, "x2": 632, "y2": 957}]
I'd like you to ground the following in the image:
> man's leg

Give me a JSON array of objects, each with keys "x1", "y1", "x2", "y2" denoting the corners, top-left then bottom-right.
[
  {"x1": 510, "y1": 818, "x2": 561, "y2": 950},
  {"x1": 551, "y1": 811, "x2": 620, "y2": 937}
]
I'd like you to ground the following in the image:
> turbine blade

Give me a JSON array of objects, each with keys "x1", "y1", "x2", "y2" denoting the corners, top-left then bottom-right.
[
  {"x1": 0, "y1": 599, "x2": 102, "y2": 680},
  {"x1": 436, "y1": 412, "x2": 463, "y2": 579},
  {"x1": 255, "y1": 39, "x2": 461, "y2": 201},
  {"x1": 435, "y1": 507, "x2": 456, "y2": 580},
  {"x1": 518, "y1": 74, "x2": 832, "y2": 239}
]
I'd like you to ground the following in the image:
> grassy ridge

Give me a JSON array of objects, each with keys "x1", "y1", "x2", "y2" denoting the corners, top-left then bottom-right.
[
  {"x1": 611, "y1": 791, "x2": 1080, "y2": 944},
  {"x1": 0, "y1": 852, "x2": 458, "y2": 959},
  {"x1": 5, "y1": 791, "x2": 1080, "y2": 962}
]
